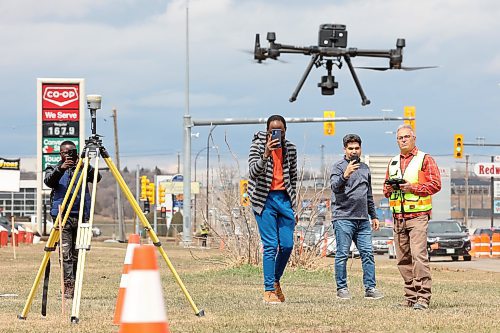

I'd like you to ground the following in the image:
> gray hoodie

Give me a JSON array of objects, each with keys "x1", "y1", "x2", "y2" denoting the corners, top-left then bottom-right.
[{"x1": 330, "y1": 158, "x2": 378, "y2": 221}]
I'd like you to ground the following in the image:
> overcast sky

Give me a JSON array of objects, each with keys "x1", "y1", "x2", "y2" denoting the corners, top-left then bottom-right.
[{"x1": 1, "y1": 0, "x2": 499, "y2": 175}]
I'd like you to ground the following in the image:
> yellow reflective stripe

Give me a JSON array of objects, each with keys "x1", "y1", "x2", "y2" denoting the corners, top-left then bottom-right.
[{"x1": 390, "y1": 198, "x2": 432, "y2": 207}]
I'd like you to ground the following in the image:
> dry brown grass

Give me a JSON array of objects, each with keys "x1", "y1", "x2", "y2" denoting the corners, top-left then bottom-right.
[{"x1": 1, "y1": 242, "x2": 499, "y2": 333}]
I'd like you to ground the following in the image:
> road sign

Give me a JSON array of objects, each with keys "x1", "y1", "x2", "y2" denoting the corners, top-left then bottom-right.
[
  {"x1": 495, "y1": 181, "x2": 500, "y2": 197},
  {"x1": 473, "y1": 162, "x2": 500, "y2": 177},
  {"x1": 495, "y1": 200, "x2": 500, "y2": 214}
]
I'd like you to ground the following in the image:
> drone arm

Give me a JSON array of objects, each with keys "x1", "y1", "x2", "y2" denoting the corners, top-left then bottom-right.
[
  {"x1": 350, "y1": 49, "x2": 391, "y2": 57},
  {"x1": 289, "y1": 54, "x2": 320, "y2": 102},
  {"x1": 276, "y1": 44, "x2": 318, "y2": 55},
  {"x1": 343, "y1": 55, "x2": 370, "y2": 106}
]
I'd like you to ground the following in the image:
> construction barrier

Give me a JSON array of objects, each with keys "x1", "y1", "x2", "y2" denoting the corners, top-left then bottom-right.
[
  {"x1": 17, "y1": 226, "x2": 26, "y2": 244},
  {"x1": 114, "y1": 234, "x2": 141, "y2": 325},
  {"x1": 0, "y1": 226, "x2": 7, "y2": 247},
  {"x1": 119, "y1": 245, "x2": 170, "y2": 333},
  {"x1": 11, "y1": 228, "x2": 19, "y2": 247},
  {"x1": 321, "y1": 232, "x2": 328, "y2": 257},
  {"x1": 491, "y1": 233, "x2": 500, "y2": 258},
  {"x1": 475, "y1": 234, "x2": 492, "y2": 258},
  {"x1": 469, "y1": 235, "x2": 480, "y2": 257},
  {"x1": 25, "y1": 227, "x2": 34, "y2": 244}
]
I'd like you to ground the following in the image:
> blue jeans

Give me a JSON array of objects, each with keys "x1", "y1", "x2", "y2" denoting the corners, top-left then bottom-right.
[
  {"x1": 254, "y1": 191, "x2": 295, "y2": 291},
  {"x1": 334, "y1": 219, "x2": 376, "y2": 291}
]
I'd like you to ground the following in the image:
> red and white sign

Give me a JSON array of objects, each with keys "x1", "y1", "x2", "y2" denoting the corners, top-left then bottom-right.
[
  {"x1": 42, "y1": 84, "x2": 79, "y2": 108},
  {"x1": 42, "y1": 109, "x2": 79, "y2": 121},
  {"x1": 473, "y1": 162, "x2": 500, "y2": 177}
]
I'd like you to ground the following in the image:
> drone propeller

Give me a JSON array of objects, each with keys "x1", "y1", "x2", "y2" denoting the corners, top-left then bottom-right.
[{"x1": 355, "y1": 66, "x2": 438, "y2": 71}]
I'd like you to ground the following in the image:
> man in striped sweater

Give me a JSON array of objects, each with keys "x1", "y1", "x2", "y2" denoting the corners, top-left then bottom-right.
[{"x1": 248, "y1": 115, "x2": 298, "y2": 304}]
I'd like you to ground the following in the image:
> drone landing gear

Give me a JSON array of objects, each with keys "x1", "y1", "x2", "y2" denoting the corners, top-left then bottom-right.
[{"x1": 290, "y1": 55, "x2": 370, "y2": 105}]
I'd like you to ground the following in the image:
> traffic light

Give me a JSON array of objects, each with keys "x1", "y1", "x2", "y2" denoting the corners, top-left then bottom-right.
[
  {"x1": 158, "y1": 184, "x2": 166, "y2": 204},
  {"x1": 146, "y1": 183, "x2": 155, "y2": 205},
  {"x1": 239, "y1": 179, "x2": 250, "y2": 207},
  {"x1": 160, "y1": 206, "x2": 166, "y2": 218},
  {"x1": 140, "y1": 176, "x2": 149, "y2": 201},
  {"x1": 404, "y1": 106, "x2": 416, "y2": 132},
  {"x1": 323, "y1": 111, "x2": 335, "y2": 136},
  {"x1": 454, "y1": 134, "x2": 464, "y2": 159}
]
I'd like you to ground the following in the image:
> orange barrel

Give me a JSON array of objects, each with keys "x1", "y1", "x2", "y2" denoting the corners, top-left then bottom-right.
[
  {"x1": 491, "y1": 233, "x2": 500, "y2": 258},
  {"x1": 478, "y1": 233, "x2": 491, "y2": 258}
]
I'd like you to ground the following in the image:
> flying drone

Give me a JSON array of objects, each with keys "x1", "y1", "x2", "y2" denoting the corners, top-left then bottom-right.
[{"x1": 254, "y1": 24, "x2": 435, "y2": 105}]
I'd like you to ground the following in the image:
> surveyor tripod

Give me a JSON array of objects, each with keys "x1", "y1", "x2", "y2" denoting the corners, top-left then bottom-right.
[{"x1": 19, "y1": 99, "x2": 204, "y2": 323}]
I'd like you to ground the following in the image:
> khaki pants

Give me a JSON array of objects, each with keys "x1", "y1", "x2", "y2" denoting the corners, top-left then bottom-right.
[{"x1": 394, "y1": 214, "x2": 432, "y2": 305}]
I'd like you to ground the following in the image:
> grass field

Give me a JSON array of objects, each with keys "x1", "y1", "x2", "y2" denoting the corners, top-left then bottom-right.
[{"x1": 0, "y1": 242, "x2": 499, "y2": 333}]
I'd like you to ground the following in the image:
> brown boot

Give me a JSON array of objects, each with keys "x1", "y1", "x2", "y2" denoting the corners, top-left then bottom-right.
[
  {"x1": 274, "y1": 282, "x2": 285, "y2": 302},
  {"x1": 263, "y1": 291, "x2": 281, "y2": 304},
  {"x1": 64, "y1": 281, "x2": 74, "y2": 299}
]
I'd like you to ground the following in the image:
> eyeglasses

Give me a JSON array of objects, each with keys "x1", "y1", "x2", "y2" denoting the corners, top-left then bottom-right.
[{"x1": 397, "y1": 134, "x2": 413, "y2": 141}]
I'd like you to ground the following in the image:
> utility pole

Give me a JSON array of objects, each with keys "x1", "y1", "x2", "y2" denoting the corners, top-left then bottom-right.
[
  {"x1": 111, "y1": 108, "x2": 125, "y2": 242},
  {"x1": 320, "y1": 144, "x2": 325, "y2": 176},
  {"x1": 464, "y1": 155, "x2": 469, "y2": 228},
  {"x1": 182, "y1": 0, "x2": 193, "y2": 245},
  {"x1": 135, "y1": 164, "x2": 140, "y2": 235},
  {"x1": 491, "y1": 155, "x2": 495, "y2": 228},
  {"x1": 177, "y1": 152, "x2": 181, "y2": 173}
]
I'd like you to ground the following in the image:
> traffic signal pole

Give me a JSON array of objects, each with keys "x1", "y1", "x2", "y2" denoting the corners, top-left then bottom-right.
[{"x1": 181, "y1": 115, "x2": 412, "y2": 245}]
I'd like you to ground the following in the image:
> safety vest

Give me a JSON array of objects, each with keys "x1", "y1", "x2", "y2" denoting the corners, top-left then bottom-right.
[{"x1": 388, "y1": 150, "x2": 432, "y2": 214}]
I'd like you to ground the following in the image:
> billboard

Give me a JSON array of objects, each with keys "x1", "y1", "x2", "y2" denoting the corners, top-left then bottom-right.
[
  {"x1": 0, "y1": 158, "x2": 21, "y2": 192},
  {"x1": 39, "y1": 82, "x2": 83, "y2": 170},
  {"x1": 36, "y1": 78, "x2": 85, "y2": 233}
]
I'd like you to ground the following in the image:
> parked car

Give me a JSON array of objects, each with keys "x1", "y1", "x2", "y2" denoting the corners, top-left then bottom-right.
[
  {"x1": 325, "y1": 226, "x2": 360, "y2": 258},
  {"x1": 372, "y1": 227, "x2": 393, "y2": 254},
  {"x1": 427, "y1": 220, "x2": 471, "y2": 261}
]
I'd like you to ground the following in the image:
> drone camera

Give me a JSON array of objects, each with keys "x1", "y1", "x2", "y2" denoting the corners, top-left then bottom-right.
[
  {"x1": 318, "y1": 24, "x2": 347, "y2": 48},
  {"x1": 318, "y1": 75, "x2": 338, "y2": 95}
]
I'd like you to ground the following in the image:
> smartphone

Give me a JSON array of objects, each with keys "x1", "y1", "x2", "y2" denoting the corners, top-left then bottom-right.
[{"x1": 271, "y1": 129, "x2": 282, "y2": 148}]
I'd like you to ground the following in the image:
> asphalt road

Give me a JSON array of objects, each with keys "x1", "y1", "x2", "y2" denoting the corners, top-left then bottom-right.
[
  {"x1": 376, "y1": 254, "x2": 500, "y2": 273},
  {"x1": 429, "y1": 257, "x2": 500, "y2": 273}
]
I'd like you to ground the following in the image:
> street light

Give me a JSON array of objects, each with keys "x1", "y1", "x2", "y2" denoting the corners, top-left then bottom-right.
[
  {"x1": 193, "y1": 145, "x2": 216, "y2": 231},
  {"x1": 206, "y1": 125, "x2": 217, "y2": 227}
]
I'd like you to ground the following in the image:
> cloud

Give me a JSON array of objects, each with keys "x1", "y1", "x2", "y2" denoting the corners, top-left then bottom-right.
[{"x1": 1, "y1": 0, "x2": 500, "y2": 168}]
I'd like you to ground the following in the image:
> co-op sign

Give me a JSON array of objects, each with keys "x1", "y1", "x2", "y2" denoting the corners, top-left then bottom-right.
[
  {"x1": 474, "y1": 162, "x2": 500, "y2": 177},
  {"x1": 43, "y1": 86, "x2": 79, "y2": 107}
]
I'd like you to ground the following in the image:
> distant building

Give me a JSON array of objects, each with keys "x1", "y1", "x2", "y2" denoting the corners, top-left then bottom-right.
[{"x1": 0, "y1": 179, "x2": 50, "y2": 218}]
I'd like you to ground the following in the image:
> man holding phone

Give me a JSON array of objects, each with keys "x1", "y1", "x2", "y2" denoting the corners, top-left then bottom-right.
[
  {"x1": 44, "y1": 140, "x2": 101, "y2": 299},
  {"x1": 248, "y1": 115, "x2": 297, "y2": 304},
  {"x1": 330, "y1": 134, "x2": 383, "y2": 300}
]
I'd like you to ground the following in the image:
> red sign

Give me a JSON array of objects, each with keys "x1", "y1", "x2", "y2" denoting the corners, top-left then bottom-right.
[
  {"x1": 42, "y1": 84, "x2": 80, "y2": 109},
  {"x1": 42, "y1": 109, "x2": 79, "y2": 121},
  {"x1": 473, "y1": 163, "x2": 500, "y2": 177}
]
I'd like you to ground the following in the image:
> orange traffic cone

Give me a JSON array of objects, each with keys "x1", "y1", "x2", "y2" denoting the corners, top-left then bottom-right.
[
  {"x1": 119, "y1": 245, "x2": 170, "y2": 333},
  {"x1": 113, "y1": 234, "x2": 141, "y2": 325}
]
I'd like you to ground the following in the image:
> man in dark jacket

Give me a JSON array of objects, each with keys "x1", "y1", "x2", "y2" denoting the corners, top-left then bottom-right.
[
  {"x1": 44, "y1": 140, "x2": 101, "y2": 299},
  {"x1": 330, "y1": 134, "x2": 383, "y2": 300}
]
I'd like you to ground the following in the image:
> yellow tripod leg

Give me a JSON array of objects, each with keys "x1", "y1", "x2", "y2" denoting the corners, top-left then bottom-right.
[
  {"x1": 70, "y1": 155, "x2": 92, "y2": 323},
  {"x1": 18, "y1": 159, "x2": 84, "y2": 319},
  {"x1": 103, "y1": 156, "x2": 205, "y2": 317},
  {"x1": 71, "y1": 155, "x2": 100, "y2": 323}
]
